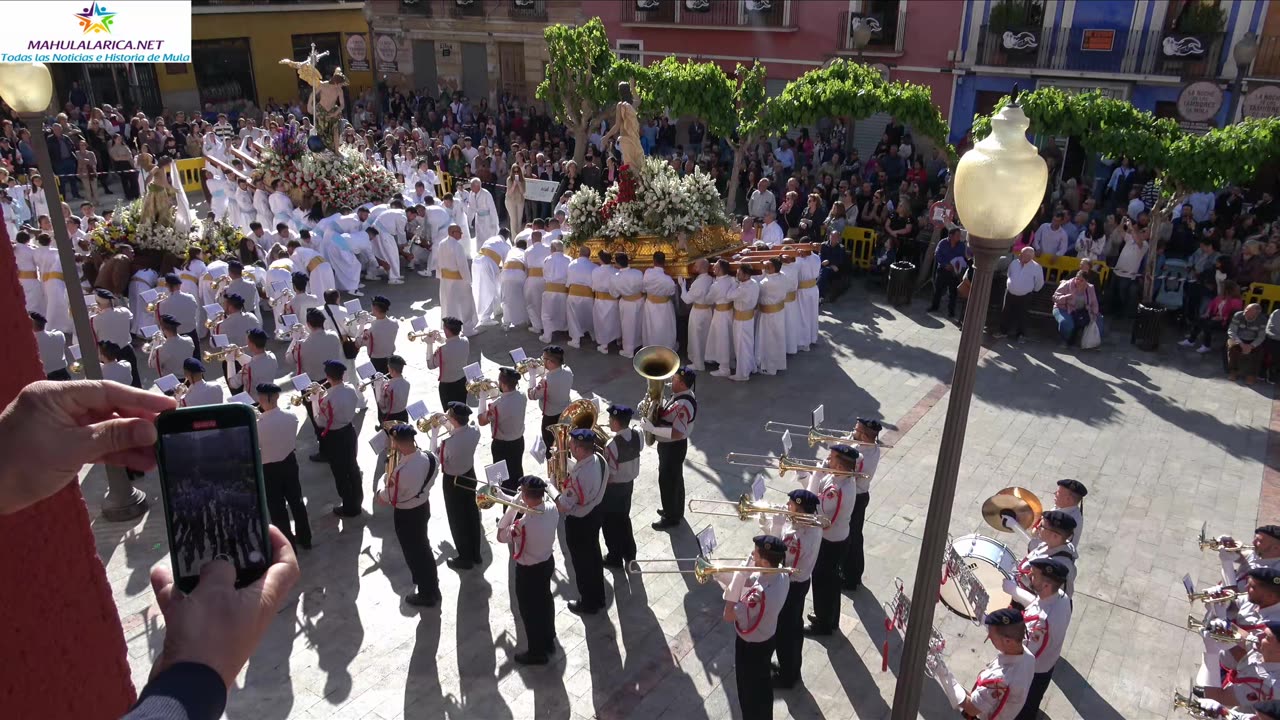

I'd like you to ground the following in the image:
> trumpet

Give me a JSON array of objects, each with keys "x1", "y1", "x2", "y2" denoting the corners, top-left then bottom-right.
[
  {"x1": 688, "y1": 494, "x2": 829, "y2": 528},
  {"x1": 359, "y1": 372, "x2": 387, "y2": 391},
  {"x1": 86, "y1": 304, "x2": 101, "y2": 318},
  {"x1": 204, "y1": 344, "x2": 240, "y2": 362},
  {"x1": 141, "y1": 332, "x2": 165, "y2": 353},
  {"x1": 145, "y1": 291, "x2": 169, "y2": 313},
  {"x1": 289, "y1": 381, "x2": 328, "y2": 406},
  {"x1": 345, "y1": 310, "x2": 374, "y2": 333},
  {"x1": 1186, "y1": 615, "x2": 1256, "y2": 645},
  {"x1": 763, "y1": 421, "x2": 894, "y2": 449},
  {"x1": 209, "y1": 274, "x2": 232, "y2": 291},
  {"x1": 408, "y1": 329, "x2": 443, "y2": 342},
  {"x1": 453, "y1": 477, "x2": 544, "y2": 513},
  {"x1": 173, "y1": 381, "x2": 189, "y2": 402},
  {"x1": 415, "y1": 412, "x2": 452, "y2": 435},
  {"x1": 466, "y1": 377, "x2": 501, "y2": 400},
  {"x1": 626, "y1": 556, "x2": 794, "y2": 585},
  {"x1": 1172, "y1": 692, "x2": 1215, "y2": 718},
  {"x1": 725, "y1": 452, "x2": 866, "y2": 478},
  {"x1": 274, "y1": 287, "x2": 296, "y2": 305},
  {"x1": 1187, "y1": 586, "x2": 1238, "y2": 604},
  {"x1": 1198, "y1": 529, "x2": 1254, "y2": 554},
  {"x1": 69, "y1": 360, "x2": 82, "y2": 374},
  {"x1": 514, "y1": 357, "x2": 544, "y2": 375},
  {"x1": 204, "y1": 311, "x2": 226, "y2": 330},
  {"x1": 275, "y1": 322, "x2": 305, "y2": 342}
]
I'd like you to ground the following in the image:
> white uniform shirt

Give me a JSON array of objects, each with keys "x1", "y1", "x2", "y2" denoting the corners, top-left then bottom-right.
[
  {"x1": 103, "y1": 360, "x2": 133, "y2": 385},
  {"x1": 485, "y1": 390, "x2": 527, "y2": 442},
  {"x1": 92, "y1": 306, "x2": 133, "y2": 346},
  {"x1": 591, "y1": 263, "x2": 618, "y2": 298},
  {"x1": 761, "y1": 514, "x2": 823, "y2": 584},
  {"x1": 381, "y1": 450, "x2": 438, "y2": 510},
  {"x1": 314, "y1": 383, "x2": 360, "y2": 430},
  {"x1": 156, "y1": 291, "x2": 199, "y2": 335},
  {"x1": 567, "y1": 256, "x2": 595, "y2": 291},
  {"x1": 257, "y1": 407, "x2": 299, "y2": 464},
  {"x1": 560, "y1": 453, "x2": 607, "y2": 518},
  {"x1": 614, "y1": 267, "x2": 643, "y2": 298},
  {"x1": 362, "y1": 317, "x2": 398, "y2": 359},
  {"x1": 1228, "y1": 552, "x2": 1280, "y2": 593},
  {"x1": 223, "y1": 278, "x2": 258, "y2": 307},
  {"x1": 439, "y1": 423, "x2": 481, "y2": 476},
  {"x1": 428, "y1": 336, "x2": 469, "y2": 383},
  {"x1": 152, "y1": 335, "x2": 195, "y2": 378},
  {"x1": 530, "y1": 366, "x2": 573, "y2": 416},
  {"x1": 181, "y1": 379, "x2": 224, "y2": 407},
  {"x1": 375, "y1": 376, "x2": 411, "y2": 415},
  {"x1": 682, "y1": 272, "x2": 714, "y2": 307},
  {"x1": 229, "y1": 351, "x2": 278, "y2": 401},
  {"x1": 283, "y1": 291, "x2": 322, "y2": 322},
  {"x1": 295, "y1": 329, "x2": 342, "y2": 381},
  {"x1": 656, "y1": 390, "x2": 696, "y2": 440},
  {"x1": 733, "y1": 571, "x2": 790, "y2": 642},
  {"x1": 1022, "y1": 591, "x2": 1071, "y2": 673},
  {"x1": 1016, "y1": 542, "x2": 1078, "y2": 598},
  {"x1": 35, "y1": 329, "x2": 67, "y2": 373},
  {"x1": 499, "y1": 498, "x2": 559, "y2": 565},
  {"x1": 216, "y1": 311, "x2": 262, "y2": 347},
  {"x1": 967, "y1": 651, "x2": 1036, "y2": 720},
  {"x1": 807, "y1": 471, "x2": 857, "y2": 542},
  {"x1": 855, "y1": 443, "x2": 880, "y2": 495},
  {"x1": 605, "y1": 428, "x2": 642, "y2": 484}
]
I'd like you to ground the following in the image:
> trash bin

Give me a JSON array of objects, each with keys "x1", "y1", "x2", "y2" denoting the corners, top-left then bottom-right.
[
  {"x1": 1131, "y1": 303, "x2": 1165, "y2": 352},
  {"x1": 887, "y1": 261, "x2": 916, "y2": 307}
]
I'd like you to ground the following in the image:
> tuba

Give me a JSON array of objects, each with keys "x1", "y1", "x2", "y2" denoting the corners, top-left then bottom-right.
[
  {"x1": 633, "y1": 345, "x2": 680, "y2": 446},
  {"x1": 547, "y1": 399, "x2": 609, "y2": 488}
]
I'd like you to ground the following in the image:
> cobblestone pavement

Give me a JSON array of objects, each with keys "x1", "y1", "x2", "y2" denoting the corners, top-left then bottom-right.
[{"x1": 86, "y1": 277, "x2": 1274, "y2": 719}]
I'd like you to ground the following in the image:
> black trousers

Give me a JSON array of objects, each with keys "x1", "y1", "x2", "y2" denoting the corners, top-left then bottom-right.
[
  {"x1": 656, "y1": 439, "x2": 688, "y2": 520},
  {"x1": 186, "y1": 330, "x2": 200, "y2": 358},
  {"x1": 119, "y1": 344, "x2": 141, "y2": 387},
  {"x1": 394, "y1": 502, "x2": 439, "y2": 594},
  {"x1": 263, "y1": 452, "x2": 311, "y2": 547},
  {"x1": 304, "y1": 401, "x2": 322, "y2": 444},
  {"x1": 491, "y1": 437, "x2": 525, "y2": 492},
  {"x1": 47, "y1": 368, "x2": 72, "y2": 381},
  {"x1": 442, "y1": 470, "x2": 483, "y2": 563},
  {"x1": 840, "y1": 492, "x2": 871, "y2": 587},
  {"x1": 515, "y1": 557, "x2": 556, "y2": 657},
  {"x1": 540, "y1": 413, "x2": 559, "y2": 454},
  {"x1": 1014, "y1": 668, "x2": 1055, "y2": 720},
  {"x1": 439, "y1": 377, "x2": 467, "y2": 411},
  {"x1": 736, "y1": 635, "x2": 777, "y2": 720},
  {"x1": 565, "y1": 509, "x2": 605, "y2": 609},
  {"x1": 601, "y1": 481, "x2": 636, "y2": 562},
  {"x1": 773, "y1": 578, "x2": 811, "y2": 684},
  {"x1": 321, "y1": 424, "x2": 361, "y2": 513},
  {"x1": 1001, "y1": 291, "x2": 1032, "y2": 337},
  {"x1": 931, "y1": 267, "x2": 960, "y2": 314},
  {"x1": 810, "y1": 537, "x2": 849, "y2": 629},
  {"x1": 370, "y1": 356, "x2": 390, "y2": 375}
]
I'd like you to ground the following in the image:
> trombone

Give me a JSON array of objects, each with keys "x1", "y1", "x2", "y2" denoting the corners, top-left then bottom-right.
[
  {"x1": 514, "y1": 357, "x2": 543, "y2": 375},
  {"x1": 466, "y1": 377, "x2": 501, "y2": 400},
  {"x1": 145, "y1": 291, "x2": 170, "y2": 313},
  {"x1": 1186, "y1": 615, "x2": 1257, "y2": 645},
  {"x1": 626, "y1": 556, "x2": 794, "y2": 585},
  {"x1": 204, "y1": 311, "x2": 226, "y2": 330},
  {"x1": 452, "y1": 477, "x2": 544, "y2": 513},
  {"x1": 204, "y1": 344, "x2": 240, "y2": 362},
  {"x1": 408, "y1": 329, "x2": 443, "y2": 342},
  {"x1": 359, "y1": 372, "x2": 387, "y2": 391},
  {"x1": 290, "y1": 381, "x2": 328, "y2": 407},
  {"x1": 688, "y1": 493, "x2": 829, "y2": 528},
  {"x1": 726, "y1": 452, "x2": 866, "y2": 478},
  {"x1": 1187, "y1": 586, "x2": 1238, "y2": 604},
  {"x1": 763, "y1": 421, "x2": 894, "y2": 449}
]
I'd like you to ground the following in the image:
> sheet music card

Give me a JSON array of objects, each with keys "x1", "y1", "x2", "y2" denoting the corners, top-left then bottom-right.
[
  {"x1": 781, "y1": 429, "x2": 793, "y2": 455},
  {"x1": 202, "y1": 303, "x2": 222, "y2": 318},
  {"x1": 344, "y1": 299, "x2": 363, "y2": 314},
  {"x1": 696, "y1": 526, "x2": 718, "y2": 558},
  {"x1": 484, "y1": 461, "x2": 509, "y2": 487},
  {"x1": 406, "y1": 400, "x2": 429, "y2": 421},
  {"x1": 410, "y1": 316, "x2": 427, "y2": 332},
  {"x1": 463, "y1": 362, "x2": 484, "y2": 383},
  {"x1": 154, "y1": 374, "x2": 180, "y2": 393},
  {"x1": 369, "y1": 431, "x2": 388, "y2": 454},
  {"x1": 509, "y1": 347, "x2": 527, "y2": 363},
  {"x1": 356, "y1": 361, "x2": 376, "y2": 381},
  {"x1": 751, "y1": 474, "x2": 767, "y2": 502},
  {"x1": 140, "y1": 288, "x2": 159, "y2": 303},
  {"x1": 291, "y1": 374, "x2": 313, "y2": 392},
  {"x1": 812, "y1": 404, "x2": 824, "y2": 428},
  {"x1": 229, "y1": 392, "x2": 254, "y2": 406},
  {"x1": 281, "y1": 314, "x2": 298, "y2": 328},
  {"x1": 140, "y1": 324, "x2": 159, "y2": 338},
  {"x1": 530, "y1": 435, "x2": 547, "y2": 464},
  {"x1": 212, "y1": 334, "x2": 229, "y2": 347}
]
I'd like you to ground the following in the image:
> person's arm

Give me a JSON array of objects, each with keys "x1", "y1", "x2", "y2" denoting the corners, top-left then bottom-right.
[
  {"x1": 1228, "y1": 313, "x2": 1243, "y2": 344},
  {"x1": 122, "y1": 663, "x2": 227, "y2": 720}
]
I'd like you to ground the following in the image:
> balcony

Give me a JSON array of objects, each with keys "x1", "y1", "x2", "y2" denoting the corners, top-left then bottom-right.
[
  {"x1": 837, "y1": 10, "x2": 906, "y2": 54},
  {"x1": 621, "y1": 0, "x2": 794, "y2": 31},
  {"x1": 973, "y1": 24, "x2": 1226, "y2": 78}
]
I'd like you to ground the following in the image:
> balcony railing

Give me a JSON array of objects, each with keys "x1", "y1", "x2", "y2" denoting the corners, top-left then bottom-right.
[
  {"x1": 973, "y1": 24, "x2": 1226, "y2": 78},
  {"x1": 621, "y1": 0, "x2": 793, "y2": 30},
  {"x1": 1254, "y1": 35, "x2": 1280, "y2": 79},
  {"x1": 398, "y1": 0, "x2": 433, "y2": 16},
  {"x1": 837, "y1": 10, "x2": 906, "y2": 53}
]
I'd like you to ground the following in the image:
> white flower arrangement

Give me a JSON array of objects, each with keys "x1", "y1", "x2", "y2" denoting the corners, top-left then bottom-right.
[{"x1": 564, "y1": 157, "x2": 729, "y2": 243}]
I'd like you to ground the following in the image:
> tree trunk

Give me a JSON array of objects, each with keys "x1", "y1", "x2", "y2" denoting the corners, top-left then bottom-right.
[
  {"x1": 917, "y1": 175, "x2": 955, "y2": 287},
  {"x1": 724, "y1": 142, "x2": 746, "y2": 216},
  {"x1": 572, "y1": 120, "x2": 590, "y2": 167},
  {"x1": 1142, "y1": 195, "x2": 1179, "y2": 303}
]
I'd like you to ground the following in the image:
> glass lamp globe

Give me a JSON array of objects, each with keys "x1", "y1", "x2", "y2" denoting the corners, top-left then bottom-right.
[
  {"x1": 850, "y1": 21, "x2": 873, "y2": 50},
  {"x1": 954, "y1": 102, "x2": 1047, "y2": 248},
  {"x1": 1234, "y1": 32, "x2": 1259, "y2": 67},
  {"x1": 0, "y1": 62, "x2": 53, "y2": 115}
]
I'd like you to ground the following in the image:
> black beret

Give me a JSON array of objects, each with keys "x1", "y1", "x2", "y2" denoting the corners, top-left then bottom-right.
[
  {"x1": 95, "y1": 289, "x2": 114, "y2": 300},
  {"x1": 569, "y1": 428, "x2": 596, "y2": 442},
  {"x1": 1057, "y1": 479, "x2": 1088, "y2": 497},
  {"x1": 1040, "y1": 510, "x2": 1078, "y2": 534},
  {"x1": 164, "y1": 273, "x2": 182, "y2": 285},
  {"x1": 788, "y1": 489, "x2": 820, "y2": 513},
  {"x1": 984, "y1": 608, "x2": 1025, "y2": 627},
  {"x1": 390, "y1": 423, "x2": 416, "y2": 439},
  {"x1": 830, "y1": 444, "x2": 860, "y2": 464},
  {"x1": 256, "y1": 382, "x2": 282, "y2": 395},
  {"x1": 158, "y1": 314, "x2": 180, "y2": 328},
  {"x1": 323, "y1": 359, "x2": 347, "y2": 374},
  {"x1": 248, "y1": 327, "x2": 268, "y2": 340},
  {"x1": 183, "y1": 357, "x2": 205, "y2": 373},
  {"x1": 520, "y1": 475, "x2": 547, "y2": 490},
  {"x1": 753, "y1": 534, "x2": 787, "y2": 555},
  {"x1": 1246, "y1": 567, "x2": 1280, "y2": 586},
  {"x1": 1029, "y1": 558, "x2": 1070, "y2": 580},
  {"x1": 607, "y1": 404, "x2": 634, "y2": 420},
  {"x1": 856, "y1": 417, "x2": 883, "y2": 434},
  {"x1": 371, "y1": 295, "x2": 390, "y2": 309},
  {"x1": 447, "y1": 400, "x2": 471, "y2": 418},
  {"x1": 1258, "y1": 525, "x2": 1280, "y2": 542}
]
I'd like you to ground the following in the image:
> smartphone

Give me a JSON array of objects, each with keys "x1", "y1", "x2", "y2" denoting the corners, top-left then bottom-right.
[{"x1": 155, "y1": 403, "x2": 272, "y2": 593}]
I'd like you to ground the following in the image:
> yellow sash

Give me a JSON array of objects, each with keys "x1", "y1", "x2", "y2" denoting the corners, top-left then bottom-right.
[
  {"x1": 481, "y1": 248, "x2": 502, "y2": 265},
  {"x1": 714, "y1": 302, "x2": 734, "y2": 312},
  {"x1": 733, "y1": 309, "x2": 756, "y2": 322},
  {"x1": 798, "y1": 279, "x2": 818, "y2": 289},
  {"x1": 569, "y1": 284, "x2": 594, "y2": 298},
  {"x1": 307, "y1": 256, "x2": 327, "y2": 273},
  {"x1": 544, "y1": 282, "x2": 569, "y2": 293},
  {"x1": 759, "y1": 302, "x2": 785, "y2": 314},
  {"x1": 43, "y1": 272, "x2": 65, "y2": 281},
  {"x1": 621, "y1": 293, "x2": 645, "y2": 302},
  {"x1": 17, "y1": 270, "x2": 37, "y2": 280},
  {"x1": 784, "y1": 291, "x2": 797, "y2": 303},
  {"x1": 503, "y1": 260, "x2": 527, "y2": 271},
  {"x1": 646, "y1": 294, "x2": 672, "y2": 304},
  {"x1": 594, "y1": 292, "x2": 615, "y2": 301},
  {"x1": 528, "y1": 268, "x2": 544, "y2": 278},
  {"x1": 180, "y1": 272, "x2": 199, "y2": 284},
  {"x1": 440, "y1": 269, "x2": 464, "y2": 281},
  {"x1": 693, "y1": 303, "x2": 714, "y2": 310}
]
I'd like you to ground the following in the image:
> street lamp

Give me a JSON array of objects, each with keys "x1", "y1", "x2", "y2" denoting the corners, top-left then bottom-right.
[
  {"x1": 0, "y1": 62, "x2": 147, "y2": 522},
  {"x1": 890, "y1": 98, "x2": 1046, "y2": 718},
  {"x1": 849, "y1": 17, "x2": 872, "y2": 64},
  {"x1": 1230, "y1": 32, "x2": 1259, "y2": 122}
]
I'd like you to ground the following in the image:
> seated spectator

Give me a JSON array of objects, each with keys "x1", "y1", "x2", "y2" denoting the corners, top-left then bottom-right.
[
  {"x1": 1051, "y1": 268, "x2": 1101, "y2": 347},
  {"x1": 760, "y1": 210, "x2": 784, "y2": 247},
  {"x1": 797, "y1": 193, "x2": 827, "y2": 243},
  {"x1": 1227, "y1": 303, "x2": 1267, "y2": 383},
  {"x1": 818, "y1": 230, "x2": 850, "y2": 302},
  {"x1": 1235, "y1": 240, "x2": 1269, "y2": 287},
  {"x1": 1180, "y1": 281, "x2": 1242, "y2": 354},
  {"x1": 1263, "y1": 239, "x2": 1280, "y2": 284},
  {"x1": 739, "y1": 215, "x2": 757, "y2": 246}
]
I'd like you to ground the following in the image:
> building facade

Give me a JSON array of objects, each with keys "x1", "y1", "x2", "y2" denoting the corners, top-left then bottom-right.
[{"x1": 950, "y1": 0, "x2": 1280, "y2": 146}]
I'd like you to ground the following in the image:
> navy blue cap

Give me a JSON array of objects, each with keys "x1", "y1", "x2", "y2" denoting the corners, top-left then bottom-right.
[
  {"x1": 984, "y1": 608, "x2": 1025, "y2": 626},
  {"x1": 1267, "y1": 620, "x2": 1280, "y2": 641},
  {"x1": 520, "y1": 475, "x2": 547, "y2": 490},
  {"x1": 1246, "y1": 567, "x2": 1280, "y2": 586},
  {"x1": 164, "y1": 273, "x2": 181, "y2": 285},
  {"x1": 676, "y1": 365, "x2": 697, "y2": 386},
  {"x1": 183, "y1": 357, "x2": 205, "y2": 373},
  {"x1": 323, "y1": 359, "x2": 346, "y2": 374},
  {"x1": 256, "y1": 382, "x2": 282, "y2": 395},
  {"x1": 95, "y1": 289, "x2": 114, "y2": 300},
  {"x1": 1041, "y1": 510, "x2": 1078, "y2": 534},
  {"x1": 447, "y1": 400, "x2": 471, "y2": 418},
  {"x1": 829, "y1": 444, "x2": 860, "y2": 465},
  {"x1": 390, "y1": 423, "x2": 416, "y2": 439},
  {"x1": 158, "y1": 314, "x2": 180, "y2": 328},
  {"x1": 753, "y1": 534, "x2": 787, "y2": 555},
  {"x1": 1028, "y1": 557, "x2": 1070, "y2": 580},
  {"x1": 856, "y1": 417, "x2": 883, "y2": 434},
  {"x1": 788, "y1": 489, "x2": 820, "y2": 513},
  {"x1": 1057, "y1": 479, "x2": 1088, "y2": 497},
  {"x1": 607, "y1": 404, "x2": 634, "y2": 420},
  {"x1": 569, "y1": 428, "x2": 596, "y2": 442},
  {"x1": 371, "y1": 295, "x2": 390, "y2": 309},
  {"x1": 1258, "y1": 525, "x2": 1280, "y2": 542}
]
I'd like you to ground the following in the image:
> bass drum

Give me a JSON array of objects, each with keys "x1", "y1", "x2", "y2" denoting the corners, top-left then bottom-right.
[{"x1": 938, "y1": 534, "x2": 1017, "y2": 620}]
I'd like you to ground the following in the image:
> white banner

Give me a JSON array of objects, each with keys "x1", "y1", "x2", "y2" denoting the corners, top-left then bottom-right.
[
  {"x1": 1, "y1": 1, "x2": 192, "y2": 63},
  {"x1": 524, "y1": 178, "x2": 560, "y2": 203}
]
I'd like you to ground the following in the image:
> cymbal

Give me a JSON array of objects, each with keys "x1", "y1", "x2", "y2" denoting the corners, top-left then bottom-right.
[{"x1": 982, "y1": 487, "x2": 1043, "y2": 533}]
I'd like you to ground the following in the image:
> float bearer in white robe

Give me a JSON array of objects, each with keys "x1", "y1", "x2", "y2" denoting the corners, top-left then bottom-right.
[
  {"x1": 205, "y1": 168, "x2": 231, "y2": 222},
  {"x1": 464, "y1": 178, "x2": 500, "y2": 245},
  {"x1": 443, "y1": 193, "x2": 473, "y2": 258},
  {"x1": 288, "y1": 239, "x2": 336, "y2": 299},
  {"x1": 539, "y1": 240, "x2": 571, "y2": 344},
  {"x1": 499, "y1": 237, "x2": 530, "y2": 330},
  {"x1": 681, "y1": 259, "x2": 714, "y2": 370},
  {"x1": 590, "y1": 251, "x2": 620, "y2": 355},
  {"x1": 780, "y1": 254, "x2": 802, "y2": 355},
  {"x1": 129, "y1": 266, "x2": 159, "y2": 336},
  {"x1": 34, "y1": 236, "x2": 73, "y2": 337},
  {"x1": 641, "y1": 252, "x2": 678, "y2": 352},
  {"x1": 729, "y1": 266, "x2": 760, "y2": 382},
  {"x1": 437, "y1": 223, "x2": 478, "y2": 335},
  {"x1": 524, "y1": 232, "x2": 550, "y2": 336},
  {"x1": 706, "y1": 259, "x2": 736, "y2": 377},
  {"x1": 14, "y1": 231, "x2": 45, "y2": 316},
  {"x1": 366, "y1": 202, "x2": 407, "y2": 285},
  {"x1": 253, "y1": 182, "x2": 273, "y2": 230},
  {"x1": 796, "y1": 247, "x2": 821, "y2": 351},
  {"x1": 755, "y1": 258, "x2": 788, "y2": 375},
  {"x1": 268, "y1": 180, "x2": 296, "y2": 233},
  {"x1": 614, "y1": 253, "x2": 644, "y2": 359},
  {"x1": 473, "y1": 230, "x2": 510, "y2": 327},
  {"x1": 565, "y1": 245, "x2": 597, "y2": 349}
]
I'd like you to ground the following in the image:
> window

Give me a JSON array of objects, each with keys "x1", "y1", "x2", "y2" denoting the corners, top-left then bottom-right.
[
  {"x1": 292, "y1": 33, "x2": 344, "y2": 98},
  {"x1": 616, "y1": 40, "x2": 643, "y2": 64},
  {"x1": 860, "y1": 0, "x2": 902, "y2": 49},
  {"x1": 193, "y1": 38, "x2": 258, "y2": 110}
]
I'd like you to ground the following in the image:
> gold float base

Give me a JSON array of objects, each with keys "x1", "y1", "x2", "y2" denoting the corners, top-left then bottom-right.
[{"x1": 579, "y1": 227, "x2": 742, "y2": 278}]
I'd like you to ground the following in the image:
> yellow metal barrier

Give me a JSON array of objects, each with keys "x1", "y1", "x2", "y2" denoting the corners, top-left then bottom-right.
[
  {"x1": 176, "y1": 158, "x2": 205, "y2": 193},
  {"x1": 1246, "y1": 283, "x2": 1280, "y2": 315},
  {"x1": 1036, "y1": 253, "x2": 1110, "y2": 289},
  {"x1": 841, "y1": 226, "x2": 876, "y2": 270}
]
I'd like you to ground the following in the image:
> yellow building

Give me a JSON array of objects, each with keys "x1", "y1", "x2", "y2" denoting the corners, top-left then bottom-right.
[{"x1": 155, "y1": 1, "x2": 375, "y2": 113}]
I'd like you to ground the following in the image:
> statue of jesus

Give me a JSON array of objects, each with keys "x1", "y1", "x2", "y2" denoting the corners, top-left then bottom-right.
[
  {"x1": 600, "y1": 81, "x2": 643, "y2": 172},
  {"x1": 312, "y1": 68, "x2": 348, "y2": 152}
]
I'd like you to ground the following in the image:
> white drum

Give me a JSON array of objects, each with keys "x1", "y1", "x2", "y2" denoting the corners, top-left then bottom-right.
[{"x1": 939, "y1": 533, "x2": 1017, "y2": 620}]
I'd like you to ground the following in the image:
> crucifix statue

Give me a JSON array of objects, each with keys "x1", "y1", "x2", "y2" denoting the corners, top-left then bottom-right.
[{"x1": 279, "y1": 43, "x2": 331, "y2": 117}]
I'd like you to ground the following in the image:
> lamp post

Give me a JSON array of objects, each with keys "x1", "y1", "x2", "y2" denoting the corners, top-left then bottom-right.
[
  {"x1": 850, "y1": 17, "x2": 872, "y2": 63},
  {"x1": 890, "y1": 99, "x2": 1046, "y2": 718},
  {"x1": 1230, "y1": 32, "x2": 1259, "y2": 123},
  {"x1": 0, "y1": 62, "x2": 147, "y2": 522}
]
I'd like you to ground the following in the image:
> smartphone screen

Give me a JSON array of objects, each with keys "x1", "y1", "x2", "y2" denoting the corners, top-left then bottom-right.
[{"x1": 155, "y1": 404, "x2": 272, "y2": 593}]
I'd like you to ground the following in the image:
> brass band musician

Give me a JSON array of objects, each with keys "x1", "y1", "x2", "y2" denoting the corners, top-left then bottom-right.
[
  {"x1": 528, "y1": 345, "x2": 572, "y2": 452},
  {"x1": 798, "y1": 443, "x2": 859, "y2": 636},
  {"x1": 427, "y1": 316, "x2": 470, "y2": 409},
  {"x1": 1013, "y1": 511, "x2": 1078, "y2": 600},
  {"x1": 295, "y1": 308, "x2": 344, "y2": 458},
  {"x1": 156, "y1": 273, "x2": 201, "y2": 353},
  {"x1": 498, "y1": 475, "x2": 561, "y2": 665},
  {"x1": 150, "y1": 314, "x2": 195, "y2": 379},
  {"x1": 1201, "y1": 617, "x2": 1280, "y2": 713},
  {"x1": 256, "y1": 382, "x2": 311, "y2": 551},
  {"x1": 215, "y1": 292, "x2": 262, "y2": 376},
  {"x1": 373, "y1": 355, "x2": 411, "y2": 425},
  {"x1": 601, "y1": 404, "x2": 642, "y2": 569},
  {"x1": 376, "y1": 423, "x2": 442, "y2": 608},
  {"x1": 227, "y1": 328, "x2": 278, "y2": 405},
  {"x1": 478, "y1": 367, "x2": 526, "y2": 492},
  {"x1": 559, "y1": 428, "x2": 608, "y2": 615},
  {"x1": 642, "y1": 366, "x2": 696, "y2": 531},
  {"x1": 1219, "y1": 526, "x2": 1280, "y2": 593},
  {"x1": 282, "y1": 271, "x2": 322, "y2": 326},
  {"x1": 362, "y1": 295, "x2": 398, "y2": 375},
  {"x1": 314, "y1": 360, "x2": 362, "y2": 518},
  {"x1": 221, "y1": 260, "x2": 259, "y2": 309},
  {"x1": 958, "y1": 608, "x2": 1035, "y2": 720},
  {"x1": 842, "y1": 417, "x2": 883, "y2": 591},
  {"x1": 765, "y1": 489, "x2": 822, "y2": 690},
  {"x1": 1004, "y1": 558, "x2": 1073, "y2": 720},
  {"x1": 724, "y1": 534, "x2": 791, "y2": 720},
  {"x1": 179, "y1": 357, "x2": 223, "y2": 407},
  {"x1": 439, "y1": 402, "x2": 483, "y2": 570}
]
